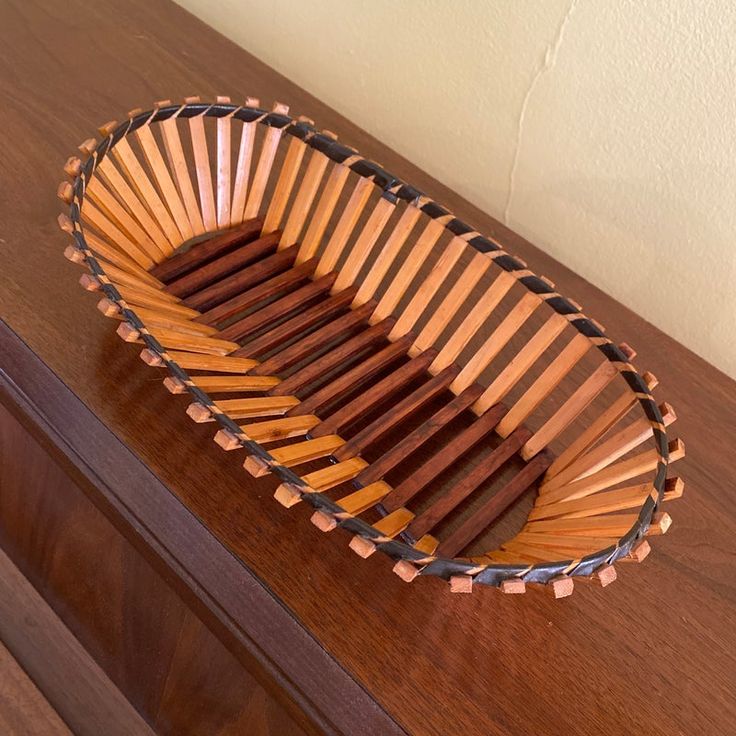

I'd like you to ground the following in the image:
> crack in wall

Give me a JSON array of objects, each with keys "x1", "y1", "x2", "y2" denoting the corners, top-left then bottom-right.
[{"x1": 503, "y1": 0, "x2": 579, "y2": 225}]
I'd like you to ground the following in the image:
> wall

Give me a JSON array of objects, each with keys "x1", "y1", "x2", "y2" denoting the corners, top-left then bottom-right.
[{"x1": 174, "y1": 0, "x2": 736, "y2": 378}]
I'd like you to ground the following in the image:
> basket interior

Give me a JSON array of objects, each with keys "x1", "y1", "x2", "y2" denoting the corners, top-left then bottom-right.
[{"x1": 58, "y1": 97, "x2": 684, "y2": 595}]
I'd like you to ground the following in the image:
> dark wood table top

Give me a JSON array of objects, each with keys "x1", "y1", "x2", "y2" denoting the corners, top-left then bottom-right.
[{"x1": 1, "y1": 1, "x2": 734, "y2": 734}]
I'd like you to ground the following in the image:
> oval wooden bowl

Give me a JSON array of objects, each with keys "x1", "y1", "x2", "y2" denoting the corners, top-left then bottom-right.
[{"x1": 58, "y1": 97, "x2": 684, "y2": 597}]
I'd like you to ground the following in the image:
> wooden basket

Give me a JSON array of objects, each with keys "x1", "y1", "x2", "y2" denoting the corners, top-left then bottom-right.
[{"x1": 58, "y1": 97, "x2": 684, "y2": 597}]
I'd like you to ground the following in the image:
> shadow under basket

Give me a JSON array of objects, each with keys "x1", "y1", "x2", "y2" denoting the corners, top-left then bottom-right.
[{"x1": 58, "y1": 96, "x2": 684, "y2": 598}]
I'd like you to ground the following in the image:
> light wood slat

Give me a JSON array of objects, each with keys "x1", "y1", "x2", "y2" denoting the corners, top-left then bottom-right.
[
  {"x1": 188, "y1": 375, "x2": 280, "y2": 392},
  {"x1": 388, "y1": 236, "x2": 465, "y2": 340},
  {"x1": 296, "y1": 162, "x2": 351, "y2": 264},
  {"x1": 94, "y1": 156, "x2": 171, "y2": 257},
  {"x1": 189, "y1": 396, "x2": 300, "y2": 423},
  {"x1": 302, "y1": 457, "x2": 368, "y2": 491},
  {"x1": 111, "y1": 136, "x2": 182, "y2": 246},
  {"x1": 500, "y1": 540, "x2": 576, "y2": 563},
  {"x1": 280, "y1": 142, "x2": 333, "y2": 249},
  {"x1": 529, "y1": 477, "x2": 683, "y2": 521},
  {"x1": 230, "y1": 97, "x2": 260, "y2": 228},
  {"x1": 215, "y1": 96, "x2": 232, "y2": 229},
  {"x1": 472, "y1": 313, "x2": 567, "y2": 415},
  {"x1": 81, "y1": 200, "x2": 155, "y2": 269},
  {"x1": 158, "y1": 101, "x2": 206, "y2": 236},
  {"x1": 542, "y1": 403, "x2": 676, "y2": 492},
  {"x1": 337, "y1": 481, "x2": 392, "y2": 515},
  {"x1": 239, "y1": 415, "x2": 320, "y2": 443},
  {"x1": 135, "y1": 123, "x2": 193, "y2": 241},
  {"x1": 331, "y1": 197, "x2": 395, "y2": 293},
  {"x1": 183, "y1": 96, "x2": 217, "y2": 232},
  {"x1": 351, "y1": 205, "x2": 422, "y2": 308},
  {"x1": 246, "y1": 435, "x2": 344, "y2": 475},
  {"x1": 451, "y1": 291, "x2": 540, "y2": 394},
  {"x1": 429, "y1": 270, "x2": 516, "y2": 375},
  {"x1": 85, "y1": 264, "x2": 172, "y2": 299},
  {"x1": 543, "y1": 371, "x2": 659, "y2": 481},
  {"x1": 496, "y1": 333, "x2": 592, "y2": 438},
  {"x1": 537, "y1": 439, "x2": 684, "y2": 507},
  {"x1": 244, "y1": 102, "x2": 290, "y2": 220},
  {"x1": 101, "y1": 302, "x2": 215, "y2": 337},
  {"x1": 118, "y1": 323, "x2": 239, "y2": 355},
  {"x1": 112, "y1": 286, "x2": 196, "y2": 318},
  {"x1": 410, "y1": 252, "x2": 490, "y2": 357},
  {"x1": 524, "y1": 512, "x2": 672, "y2": 537},
  {"x1": 369, "y1": 217, "x2": 445, "y2": 323},
  {"x1": 520, "y1": 360, "x2": 619, "y2": 461},
  {"x1": 314, "y1": 177, "x2": 373, "y2": 278},
  {"x1": 85, "y1": 177, "x2": 162, "y2": 259},
  {"x1": 82, "y1": 230, "x2": 159, "y2": 283},
  {"x1": 141, "y1": 350, "x2": 257, "y2": 373},
  {"x1": 262, "y1": 133, "x2": 308, "y2": 234}
]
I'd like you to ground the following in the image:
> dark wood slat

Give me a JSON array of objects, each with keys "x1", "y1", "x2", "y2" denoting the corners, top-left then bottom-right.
[
  {"x1": 196, "y1": 258, "x2": 318, "y2": 326},
  {"x1": 355, "y1": 385, "x2": 485, "y2": 487},
  {"x1": 333, "y1": 365, "x2": 459, "y2": 461},
  {"x1": 381, "y1": 403, "x2": 508, "y2": 513},
  {"x1": 311, "y1": 351, "x2": 438, "y2": 438},
  {"x1": 217, "y1": 273, "x2": 337, "y2": 343},
  {"x1": 437, "y1": 451, "x2": 553, "y2": 558},
  {"x1": 288, "y1": 335, "x2": 413, "y2": 417},
  {"x1": 270, "y1": 319, "x2": 395, "y2": 397},
  {"x1": 232, "y1": 286, "x2": 359, "y2": 359},
  {"x1": 184, "y1": 244, "x2": 299, "y2": 311},
  {"x1": 149, "y1": 219, "x2": 262, "y2": 283},
  {"x1": 164, "y1": 232, "x2": 280, "y2": 298},
  {"x1": 407, "y1": 426, "x2": 532, "y2": 540},
  {"x1": 251, "y1": 300, "x2": 376, "y2": 377}
]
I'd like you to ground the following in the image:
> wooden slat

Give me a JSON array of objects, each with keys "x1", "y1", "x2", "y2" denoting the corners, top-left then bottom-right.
[
  {"x1": 247, "y1": 435, "x2": 343, "y2": 474},
  {"x1": 302, "y1": 457, "x2": 368, "y2": 491},
  {"x1": 238, "y1": 415, "x2": 320, "y2": 443},
  {"x1": 331, "y1": 197, "x2": 395, "y2": 293},
  {"x1": 388, "y1": 236, "x2": 465, "y2": 340},
  {"x1": 450, "y1": 291, "x2": 540, "y2": 394},
  {"x1": 333, "y1": 364, "x2": 458, "y2": 461},
  {"x1": 141, "y1": 350, "x2": 256, "y2": 373},
  {"x1": 410, "y1": 251, "x2": 490, "y2": 357},
  {"x1": 230, "y1": 97, "x2": 260, "y2": 228},
  {"x1": 215, "y1": 96, "x2": 232, "y2": 229},
  {"x1": 191, "y1": 395, "x2": 299, "y2": 422},
  {"x1": 111, "y1": 286, "x2": 200, "y2": 320},
  {"x1": 496, "y1": 333, "x2": 591, "y2": 438},
  {"x1": 280, "y1": 143, "x2": 333, "y2": 249},
  {"x1": 262, "y1": 133, "x2": 308, "y2": 234},
  {"x1": 351, "y1": 205, "x2": 421, "y2": 307},
  {"x1": 270, "y1": 318, "x2": 394, "y2": 397},
  {"x1": 102, "y1": 302, "x2": 215, "y2": 337},
  {"x1": 381, "y1": 402, "x2": 507, "y2": 513},
  {"x1": 356, "y1": 384, "x2": 484, "y2": 486},
  {"x1": 370, "y1": 218, "x2": 445, "y2": 323},
  {"x1": 183, "y1": 96, "x2": 217, "y2": 231},
  {"x1": 188, "y1": 375, "x2": 279, "y2": 392},
  {"x1": 520, "y1": 360, "x2": 619, "y2": 460},
  {"x1": 314, "y1": 177, "x2": 373, "y2": 278},
  {"x1": 158, "y1": 102, "x2": 206, "y2": 236},
  {"x1": 472, "y1": 313, "x2": 568, "y2": 415},
  {"x1": 407, "y1": 426, "x2": 531, "y2": 540},
  {"x1": 117, "y1": 323, "x2": 238, "y2": 356},
  {"x1": 243, "y1": 103, "x2": 289, "y2": 219},
  {"x1": 438, "y1": 451, "x2": 552, "y2": 558},
  {"x1": 83, "y1": 230, "x2": 160, "y2": 284},
  {"x1": 429, "y1": 270, "x2": 515, "y2": 374}
]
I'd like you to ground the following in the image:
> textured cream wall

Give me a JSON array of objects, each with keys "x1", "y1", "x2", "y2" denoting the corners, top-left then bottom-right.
[{"x1": 175, "y1": 0, "x2": 736, "y2": 378}]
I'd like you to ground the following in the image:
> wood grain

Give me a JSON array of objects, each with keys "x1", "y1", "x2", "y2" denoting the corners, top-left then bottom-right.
[{"x1": 0, "y1": 1, "x2": 734, "y2": 734}]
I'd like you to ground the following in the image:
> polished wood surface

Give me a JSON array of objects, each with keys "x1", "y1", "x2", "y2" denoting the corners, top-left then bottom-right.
[{"x1": 0, "y1": 0, "x2": 734, "y2": 734}]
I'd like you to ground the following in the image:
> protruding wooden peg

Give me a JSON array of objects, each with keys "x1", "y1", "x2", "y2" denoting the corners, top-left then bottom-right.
[
  {"x1": 500, "y1": 578, "x2": 526, "y2": 595},
  {"x1": 449, "y1": 575, "x2": 473, "y2": 594},
  {"x1": 183, "y1": 95, "x2": 201, "y2": 104},
  {"x1": 349, "y1": 535, "x2": 377, "y2": 559},
  {"x1": 57, "y1": 181, "x2": 73, "y2": 203},
  {"x1": 272, "y1": 101, "x2": 289, "y2": 115},
  {"x1": 98, "y1": 121, "x2": 117, "y2": 136},
  {"x1": 243, "y1": 455, "x2": 271, "y2": 477},
  {"x1": 592, "y1": 564, "x2": 617, "y2": 587},
  {"x1": 64, "y1": 156, "x2": 82, "y2": 178},
  {"x1": 186, "y1": 402, "x2": 212, "y2": 423},
  {"x1": 213, "y1": 429, "x2": 241, "y2": 451},
  {"x1": 116, "y1": 322, "x2": 140, "y2": 342},
  {"x1": 392, "y1": 560, "x2": 419, "y2": 583},
  {"x1": 126, "y1": 108, "x2": 143, "y2": 119},
  {"x1": 163, "y1": 377, "x2": 187, "y2": 394},
  {"x1": 273, "y1": 484, "x2": 302, "y2": 508},
  {"x1": 139, "y1": 348, "x2": 164, "y2": 367},
  {"x1": 621, "y1": 539, "x2": 651, "y2": 563},
  {"x1": 548, "y1": 575, "x2": 574, "y2": 598},
  {"x1": 245, "y1": 96, "x2": 260, "y2": 107},
  {"x1": 96, "y1": 297, "x2": 120, "y2": 317},
  {"x1": 155, "y1": 99, "x2": 172, "y2": 108},
  {"x1": 64, "y1": 246, "x2": 85, "y2": 264},
  {"x1": 646, "y1": 511, "x2": 672, "y2": 536},
  {"x1": 619, "y1": 342, "x2": 636, "y2": 361},
  {"x1": 57, "y1": 213, "x2": 74, "y2": 233},
  {"x1": 78, "y1": 138, "x2": 97, "y2": 155},
  {"x1": 310, "y1": 510, "x2": 337, "y2": 532},
  {"x1": 663, "y1": 476, "x2": 684, "y2": 500},
  {"x1": 79, "y1": 274, "x2": 101, "y2": 290},
  {"x1": 216, "y1": 95, "x2": 231, "y2": 105}
]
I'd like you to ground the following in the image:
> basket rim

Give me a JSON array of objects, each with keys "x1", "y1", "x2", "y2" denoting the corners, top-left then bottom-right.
[{"x1": 63, "y1": 99, "x2": 670, "y2": 587}]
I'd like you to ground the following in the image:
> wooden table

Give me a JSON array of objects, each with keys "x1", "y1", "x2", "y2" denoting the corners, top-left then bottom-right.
[{"x1": 1, "y1": 1, "x2": 734, "y2": 733}]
